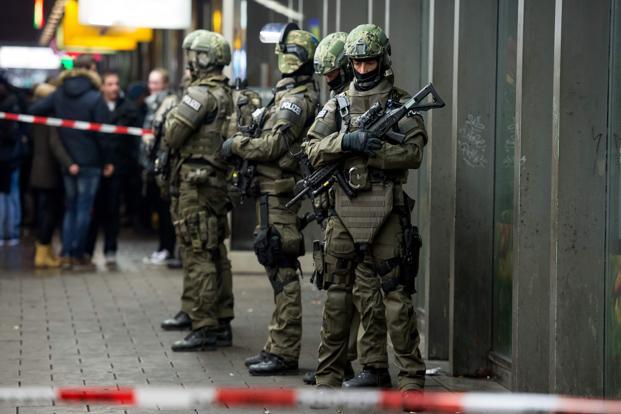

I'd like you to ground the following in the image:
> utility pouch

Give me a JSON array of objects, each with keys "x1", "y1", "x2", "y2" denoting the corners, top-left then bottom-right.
[
  {"x1": 206, "y1": 214, "x2": 219, "y2": 252},
  {"x1": 400, "y1": 224, "x2": 422, "y2": 295},
  {"x1": 174, "y1": 218, "x2": 189, "y2": 244},
  {"x1": 254, "y1": 226, "x2": 283, "y2": 268},
  {"x1": 190, "y1": 214, "x2": 202, "y2": 252},
  {"x1": 311, "y1": 240, "x2": 325, "y2": 290},
  {"x1": 254, "y1": 194, "x2": 282, "y2": 267}
]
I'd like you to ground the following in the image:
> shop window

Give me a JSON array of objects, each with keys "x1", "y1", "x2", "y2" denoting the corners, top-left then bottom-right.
[
  {"x1": 606, "y1": 0, "x2": 621, "y2": 398},
  {"x1": 491, "y1": 0, "x2": 518, "y2": 360}
]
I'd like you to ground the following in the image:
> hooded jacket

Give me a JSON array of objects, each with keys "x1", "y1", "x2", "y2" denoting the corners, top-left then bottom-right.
[{"x1": 29, "y1": 69, "x2": 108, "y2": 168}]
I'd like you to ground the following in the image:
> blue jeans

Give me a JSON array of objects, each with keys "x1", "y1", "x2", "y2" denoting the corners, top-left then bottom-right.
[
  {"x1": 62, "y1": 167, "x2": 101, "y2": 259},
  {"x1": 0, "y1": 168, "x2": 21, "y2": 240}
]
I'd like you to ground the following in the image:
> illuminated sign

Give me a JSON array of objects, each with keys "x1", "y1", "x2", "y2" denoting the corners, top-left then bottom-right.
[
  {"x1": 59, "y1": 0, "x2": 152, "y2": 52},
  {"x1": 78, "y1": 0, "x2": 191, "y2": 29},
  {"x1": 0, "y1": 47, "x2": 60, "y2": 70},
  {"x1": 33, "y1": 0, "x2": 44, "y2": 29}
]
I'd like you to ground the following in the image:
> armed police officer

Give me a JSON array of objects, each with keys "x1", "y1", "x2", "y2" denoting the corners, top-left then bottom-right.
[
  {"x1": 160, "y1": 29, "x2": 207, "y2": 332},
  {"x1": 162, "y1": 30, "x2": 236, "y2": 351},
  {"x1": 303, "y1": 24, "x2": 427, "y2": 391},
  {"x1": 302, "y1": 31, "x2": 390, "y2": 388},
  {"x1": 221, "y1": 23, "x2": 319, "y2": 376}
]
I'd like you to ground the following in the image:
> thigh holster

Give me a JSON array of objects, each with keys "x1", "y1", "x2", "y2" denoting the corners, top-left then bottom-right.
[{"x1": 377, "y1": 257, "x2": 402, "y2": 293}]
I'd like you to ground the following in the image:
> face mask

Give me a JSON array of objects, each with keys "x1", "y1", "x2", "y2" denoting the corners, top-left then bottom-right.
[
  {"x1": 327, "y1": 73, "x2": 346, "y2": 93},
  {"x1": 353, "y1": 64, "x2": 382, "y2": 91}
]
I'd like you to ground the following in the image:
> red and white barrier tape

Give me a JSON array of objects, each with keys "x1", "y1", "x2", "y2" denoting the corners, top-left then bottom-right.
[
  {"x1": 0, "y1": 111, "x2": 154, "y2": 137},
  {"x1": 0, "y1": 386, "x2": 620, "y2": 413}
]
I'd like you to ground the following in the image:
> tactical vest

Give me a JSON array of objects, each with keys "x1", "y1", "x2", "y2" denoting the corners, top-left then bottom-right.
[
  {"x1": 178, "y1": 76, "x2": 233, "y2": 172},
  {"x1": 333, "y1": 81, "x2": 407, "y2": 244},
  {"x1": 255, "y1": 77, "x2": 318, "y2": 194}
]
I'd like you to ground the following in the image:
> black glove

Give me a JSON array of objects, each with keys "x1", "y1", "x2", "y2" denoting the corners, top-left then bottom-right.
[
  {"x1": 221, "y1": 138, "x2": 235, "y2": 159},
  {"x1": 341, "y1": 130, "x2": 382, "y2": 155}
]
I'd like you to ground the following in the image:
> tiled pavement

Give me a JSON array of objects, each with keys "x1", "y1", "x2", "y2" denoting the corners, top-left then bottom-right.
[{"x1": 0, "y1": 235, "x2": 505, "y2": 414}]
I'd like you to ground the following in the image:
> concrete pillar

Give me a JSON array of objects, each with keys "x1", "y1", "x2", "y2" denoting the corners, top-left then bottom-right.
[
  {"x1": 511, "y1": 0, "x2": 555, "y2": 393},
  {"x1": 450, "y1": 0, "x2": 497, "y2": 376},
  {"x1": 549, "y1": 0, "x2": 609, "y2": 396},
  {"x1": 423, "y1": 0, "x2": 454, "y2": 361}
]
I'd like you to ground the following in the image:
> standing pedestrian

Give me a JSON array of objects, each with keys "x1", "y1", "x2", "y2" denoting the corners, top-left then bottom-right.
[
  {"x1": 29, "y1": 82, "x2": 75, "y2": 267},
  {"x1": 30, "y1": 55, "x2": 113, "y2": 270},
  {"x1": 141, "y1": 68, "x2": 178, "y2": 265},
  {"x1": 86, "y1": 70, "x2": 140, "y2": 264},
  {"x1": 0, "y1": 72, "x2": 24, "y2": 246}
]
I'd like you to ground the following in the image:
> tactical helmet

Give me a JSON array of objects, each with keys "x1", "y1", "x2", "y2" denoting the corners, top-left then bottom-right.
[
  {"x1": 183, "y1": 29, "x2": 207, "y2": 50},
  {"x1": 344, "y1": 24, "x2": 392, "y2": 90},
  {"x1": 190, "y1": 31, "x2": 232, "y2": 72},
  {"x1": 314, "y1": 32, "x2": 352, "y2": 93},
  {"x1": 314, "y1": 32, "x2": 348, "y2": 75},
  {"x1": 276, "y1": 29, "x2": 318, "y2": 75},
  {"x1": 183, "y1": 30, "x2": 208, "y2": 72}
]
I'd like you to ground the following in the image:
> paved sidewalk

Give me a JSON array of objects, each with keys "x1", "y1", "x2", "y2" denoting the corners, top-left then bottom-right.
[{"x1": 0, "y1": 236, "x2": 505, "y2": 414}]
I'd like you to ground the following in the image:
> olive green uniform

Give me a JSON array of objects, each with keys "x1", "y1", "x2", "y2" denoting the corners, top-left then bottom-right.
[
  {"x1": 230, "y1": 75, "x2": 319, "y2": 364},
  {"x1": 164, "y1": 73, "x2": 235, "y2": 330},
  {"x1": 304, "y1": 78, "x2": 426, "y2": 390}
]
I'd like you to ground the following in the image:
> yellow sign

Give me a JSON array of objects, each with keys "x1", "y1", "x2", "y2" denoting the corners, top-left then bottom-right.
[{"x1": 59, "y1": 0, "x2": 152, "y2": 51}]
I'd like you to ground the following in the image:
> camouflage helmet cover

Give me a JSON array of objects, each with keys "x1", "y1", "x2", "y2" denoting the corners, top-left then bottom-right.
[
  {"x1": 276, "y1": 29, "x2": 318, "y2": 74},
  {"x1": 182, "y1": 29, "x2": 208, "y2": 50},
  {"x1": 314, "y1": 32, "x2": 348, "y2": 75},
  {"x1": 190, "y1": 31, "x2": 232, "y2": 68},
  {"x1": 344, "y1": 24, "x2": 391, "y2": 62}
]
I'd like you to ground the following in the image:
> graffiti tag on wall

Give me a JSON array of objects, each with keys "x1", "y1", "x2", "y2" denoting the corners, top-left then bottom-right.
[{"x1": 458, "y1": 114, "x2": 487, "y2": 168}]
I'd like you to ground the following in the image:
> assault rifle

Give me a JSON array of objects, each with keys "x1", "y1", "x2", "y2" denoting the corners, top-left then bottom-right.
[
  {"x1": 231, "y1": 79, "x2": 267, "y2": 204},
  {"x1": 285, "y1": 157, "x2": 355, "y2": 209},
  {"x1": 357, "y1": 82, "x2": 445, "y2": 145},
  {"x1": 285, "y1": 82, "x2": 445, "y2": 209}
]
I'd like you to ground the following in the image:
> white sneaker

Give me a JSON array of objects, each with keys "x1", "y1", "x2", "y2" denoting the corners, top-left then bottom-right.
[
  {"x1": 143, "y1": 249, "x2": 170, "y2": 265},
  {"x1": 105, "y1": 252, "x2": 117, "y2": 265}
]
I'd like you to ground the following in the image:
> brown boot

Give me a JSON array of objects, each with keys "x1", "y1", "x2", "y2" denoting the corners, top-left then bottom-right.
[
  {"x1": 42, "y1": 244, "x2": 61, "y2": 268},
  {"x1": 35, "y1": 242, "x2": 61, "y2": 268}
]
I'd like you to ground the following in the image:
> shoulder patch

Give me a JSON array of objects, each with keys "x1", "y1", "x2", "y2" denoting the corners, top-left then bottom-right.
[
  {"x1": 317, "y1": 108, "x2": 328, "y2": 119},
  {"x1": 280, "y1": 101, "x2": 302, "y2": 116},
  {"x1": 182, "y1": 95, "x2": 202, "y2": 112}
]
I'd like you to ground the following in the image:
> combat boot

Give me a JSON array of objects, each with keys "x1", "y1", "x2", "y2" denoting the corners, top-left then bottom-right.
[
  {"x1": 244, "y1": 351, "x2": 269, "y2": 367},
  {"x1": 248, "y1": 353, "x2": 298, "y2": 376},
  {"x1": 35, "y1": 243, "x2": 61, "y2": 268},
  {"x1": 303, "y1": 362, "x2": 355, "y2": 385},
  {"x1": 342, "y1": 367, "x2": 392, "y2": 388},
  {"x1": 171, "y1": 327, "x2": 218, "y2": 351},
  {"x1": 215, "y1": 321, "x2": 232, "y2": 347},
  {"x1": 161, "y1": 311, "x2": 191, "y2": 331}
]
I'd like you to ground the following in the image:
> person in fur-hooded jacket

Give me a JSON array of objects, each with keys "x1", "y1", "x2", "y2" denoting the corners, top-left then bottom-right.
[{"x1": 30, "y1": 55, "x2": 113, "y2": 269}]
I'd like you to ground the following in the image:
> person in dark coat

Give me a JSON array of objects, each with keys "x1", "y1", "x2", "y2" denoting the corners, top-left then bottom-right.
[
  {"x1": 29, "y1": 82, "x2": 75, "y2": 267},
  {"x1": 29, "y1": 55, "x2": 113, "y2": 269},
  {"x1": 0, "y1": 73, "x2": 24, "y2": 246},
  {"x1": 85, "y1": 70, "x2": 140, "y2": 264}
]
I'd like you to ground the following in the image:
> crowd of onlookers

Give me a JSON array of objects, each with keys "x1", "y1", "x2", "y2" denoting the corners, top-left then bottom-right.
[{"x1": 0, "y1": 55, "x2": 180, "y2": 270}]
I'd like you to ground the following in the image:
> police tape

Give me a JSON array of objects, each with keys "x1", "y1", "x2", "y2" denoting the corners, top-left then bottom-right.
[
  {"x1": 0, "y1": 386, "x2": 620, "y2": 413},
  {"x1": 0, "y1": 111, "x2": 154, "y2": 137}
]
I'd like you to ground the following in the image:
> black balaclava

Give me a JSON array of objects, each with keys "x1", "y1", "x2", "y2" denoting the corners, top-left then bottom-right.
[
  {"x1": 353, "y1": 58, "x2": 383, "y2": 91},
  {"x1": 328, "y1": 67, "x2": 353, "y2": 94}
]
